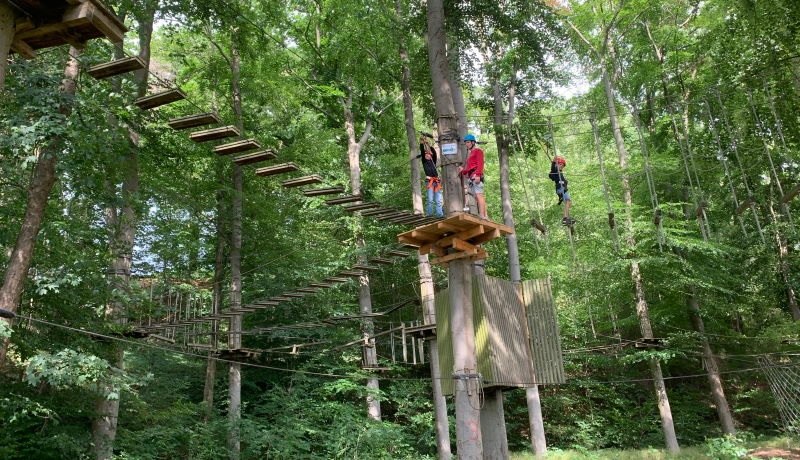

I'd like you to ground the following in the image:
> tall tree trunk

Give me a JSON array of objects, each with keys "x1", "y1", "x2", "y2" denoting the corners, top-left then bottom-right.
[
  {"x1": 342, "y1": 90, "x2": 381, "y2": 420},
  {"x1": 227, "y1": 38, "x2": 244, "y2": 459},
  {"x1": 91, "y1": 347, "x2": 124, "y2": 460},
  {"x1": 768, "y1": 202, "x2": 800, "y2": 320},
  {"x1": 0, "y1": 45, "x2": 82, "y2": 365},
  {"x1": 204, "y1": 183, "x2": 227, "y2": 419},
  {"x1": 396, "y1": 7, "x2": 450, "y2": 454},
  {"x1": 427, "y1": 0, "x2": 482, "y2": 458},
  {"x1": 687, "y1": 294, "x2": 736, "y2": 434},
  {"x1": 602, "y1": 66, "x2": 680, "y2": 453},
  {"x1": 0, "y1": 1, "x2": 14, "y2": 91}
]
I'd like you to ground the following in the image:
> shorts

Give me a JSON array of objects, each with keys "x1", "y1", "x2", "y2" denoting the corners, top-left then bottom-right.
[
  {"x1": 468, "y1": 178, "x2": 484, "y2": 195},
  {"x1": 557, "y1": 186, "x2": 571, "y2": 202}
]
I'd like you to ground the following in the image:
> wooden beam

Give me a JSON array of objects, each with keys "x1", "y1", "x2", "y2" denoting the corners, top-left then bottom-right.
[
  {"x1": 168, "y1": 113, "x2": 221, "y2": 130},
  {"x1": 10, "y1": 39, "x2": 36, "y2": 59}
]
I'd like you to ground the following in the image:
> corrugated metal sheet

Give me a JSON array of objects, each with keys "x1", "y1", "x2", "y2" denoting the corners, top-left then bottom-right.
[
  {"x1": 476, "y1": 275, "x2": 537, "y2": 388},
  {"x1": 522, "y1": 278, "x2": 566, "y2": 384},
  {"x1": 436, "y1": 275, "x2": 557, "y2": 395}
]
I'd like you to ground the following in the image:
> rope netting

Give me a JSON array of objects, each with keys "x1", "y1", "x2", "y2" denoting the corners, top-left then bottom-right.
[{"x1": 758, "y1": 355, "x2": 800, "y2": 436}]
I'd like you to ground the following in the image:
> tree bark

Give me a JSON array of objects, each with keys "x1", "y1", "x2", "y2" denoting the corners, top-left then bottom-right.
[
  {"x1": 91, "y1": 347, "x2": 124, "y2": 460},
  {"x1": 205, "y1": 182, "x2": 227, "y2": 419},
  {"x1": 227, "y1": 38, "x2": 244, "y2": 460},
  {"x1": 602, "y1": 66, "x2": 680, "y2": 453},
  {"x1": 427, "y1": 0, "x2": 482, "y2": 458},
  {"x1": 395, "y1": 5, "x2": 451, "y2": 453},
  {"x1": 0, "y1": 45, "x2": 82, "y2": 366},
  {"x1": 0, "y1": 1, "x2": 14, "y2": 91},
  {"x1": 687, "y1": 294, "x2": 736, "y2": 434},
  {"x1": 342, "y1": 89, "x2": 381, "y2": 420}
]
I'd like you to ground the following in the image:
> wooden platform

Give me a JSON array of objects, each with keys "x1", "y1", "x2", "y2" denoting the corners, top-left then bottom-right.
[
  {"x1": 397, "y1": 212, "x2": 514, "y2": 265},
  {"x1": 405, "y1": 323, "x2": 437, "y2": 339},
  {"x1": 12, "y1": 0, "x2": 126, "y2": 54},
  {"x1": 134, "y1": 88, "x2": 186, "y2": 110},
  {"x1": 303, "y1": 186, "x2": 344, "y2": 197},
  {"x1": 168, "y1": 113, "x2": 221, "y2": 130},
  {"x1": 87, "y1": 56, "x2": 145, "y2": 79},
  {"x1": 217, "y1": 348, "x2": 261, "y2": 361},
  {"x1": 233, "y1": 150, "x2": 276, "y2": 165},
  {"x1": 282, "y1": 175, "x2": 323, "y2": 188},
  {"x1": 214, "y1": 139, "x2": 261, "y2": 156},
  {"x1": 255, "y1": 162, "x2": 299, "y2": 177},
  {"x1": 189, "y1": 126, "x2": 240, "y2": 143}
]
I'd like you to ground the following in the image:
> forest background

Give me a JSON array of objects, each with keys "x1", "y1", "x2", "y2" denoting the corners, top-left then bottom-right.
[{"x1": 1, "y1": 0, "x2": 799, "y2": 458}]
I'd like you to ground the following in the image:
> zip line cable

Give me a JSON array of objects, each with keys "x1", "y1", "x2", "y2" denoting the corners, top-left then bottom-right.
[{"x1": 20, "y1": 315, "x2": 800, "y2": 386}]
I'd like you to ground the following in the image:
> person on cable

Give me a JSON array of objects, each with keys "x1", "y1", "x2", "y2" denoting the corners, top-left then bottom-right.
[
  {"x1": 459, "y1": 133, "x2": 488, "y2": 219},
  {"x1": 549, "y1": 156, "x2": 574, "y2": 225},
  {"x1": 418, "y1": 133, "x2": 443, "y2": 217}
]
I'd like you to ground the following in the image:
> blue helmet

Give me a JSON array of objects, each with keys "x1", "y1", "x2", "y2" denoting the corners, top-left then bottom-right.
[{"x1": 464, "y1": 134, "x2": 477, "y2": 142}]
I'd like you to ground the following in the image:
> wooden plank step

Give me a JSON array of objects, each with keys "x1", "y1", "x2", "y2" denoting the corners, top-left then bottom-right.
[
  {"x1": 282, "y1": 175, "x2": 323, "y2": 188},
  {"x1": 309, "y1": 282, "x2": 334, "y2": 288},
  {"x1": 269, "y1": 296, "x2": 293, "y2": 302},
  {"x1": 361, "y1": 207, "x2": 397, "y2": 217},
  {"x1": 282, "y1": 292, "x2": 307, "y2": 298},
  {"x1": 303, "y1": 186, "x2": 345, "y2": 197},
  {"x1": 255, "y1": 162, "x2": 299, "y2": 177},
  {"x1": 323, "y1": 276, "x2": 351, "y2": 283},
  {"x1": 325, "y1": 195, "x2": 362, "y2": 205},
  {"x1": 386, "y1": 249, "x2": 411, "y2": 257},
  {"x1": 375, "y1": 211, "x2": 412, "y2": 221},
  {"x1": 296, "y1": 287, "x2": 322, "y2": 293},
  {"x1": 190, "y1": 126, "x2": 240, "y2": 143},
  {"x1": 336, "y1": 270, "x2": 365, "y2": 278},
  {"x1": 168, "y1": 112, "x2": 221, "y2": 130},
  {"x1": 369, "y1": 257, "x2": 394, "y2": 265},
  {"x1": 251, "y1": 301, "x2": 280, "y2": 306},
  {"x1": 386, "y1": 213, "x2": 419, "y2": 223},
  {"x1": 134, "y1": 88, "x2": 186, "y2": 110},
  {"x1": 352, "y1": 264, "x2": 380, "y2": 271},
  {"x1": 342, "y1": 202, "x2": 381, "y2": 212},
  {"x1": 233, "y1": 149, "x2": 277, "y2": 166},
  {"x1": 87, "y1": 56, "x2": 145, "y2": 79},
  {"x1": 214, "y1": 139, "x2": 261, "y2": 156}
]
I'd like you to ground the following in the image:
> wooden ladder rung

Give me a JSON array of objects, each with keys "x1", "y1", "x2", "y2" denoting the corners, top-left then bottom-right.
[
  {"x1": 134, "y1": 88, "x2": 186, "y2": 110},
  {"x1": 168, "y1": 112, "x2": 221, "y2": 130},
  {"x1": 87, "y1": 56, "x2": 145, "y2": 79}
]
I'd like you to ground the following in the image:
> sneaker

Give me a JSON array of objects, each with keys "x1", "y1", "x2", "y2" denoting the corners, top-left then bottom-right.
[
  {"x1": 557, "y1": 197, "x2": 563, "y2": 205},
  {"x1": 463, "y1": 206, "x2": 470, "y2": 212}
]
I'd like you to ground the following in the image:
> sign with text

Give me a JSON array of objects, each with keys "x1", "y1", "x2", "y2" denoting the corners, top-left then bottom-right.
[{"x1": 441, "y1": 142, "x2": 458, "y2": 156}]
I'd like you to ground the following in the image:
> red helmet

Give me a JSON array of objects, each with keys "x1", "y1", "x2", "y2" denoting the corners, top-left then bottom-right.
[{"x1": 555, "y1": 156, "x2": 566, "y2": 166}]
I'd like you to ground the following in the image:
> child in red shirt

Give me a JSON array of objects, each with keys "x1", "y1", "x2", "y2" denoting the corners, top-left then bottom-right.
[{"x1": 459, "y1": 134, "x2": 487, "y2": 219}]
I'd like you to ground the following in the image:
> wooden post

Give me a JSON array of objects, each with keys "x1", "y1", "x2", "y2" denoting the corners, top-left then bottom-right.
[{"x1": 427, "y1": 1, "x2": 482, "y2": 457}]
